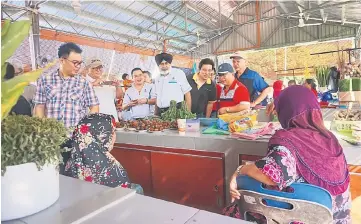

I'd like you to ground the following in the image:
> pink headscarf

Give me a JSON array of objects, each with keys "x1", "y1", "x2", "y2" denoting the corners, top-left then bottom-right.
[{"x1": 270, "y1": 85, "x2": 349, "y2": 196}]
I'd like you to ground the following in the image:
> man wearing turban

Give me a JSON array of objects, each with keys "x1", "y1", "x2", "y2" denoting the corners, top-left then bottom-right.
[{"x1": 153, "y1": 52, "x2": 192, "y2": 115}]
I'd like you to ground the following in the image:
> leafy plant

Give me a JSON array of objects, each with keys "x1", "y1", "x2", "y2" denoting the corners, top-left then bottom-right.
[
  {"x1": 339, "y1": 78, "x2": 361, "y2": 92},
  {"x1": 1, "y1": 115, "x2": 68, "y2": 175},
  {"x1": 1, "y1": 20, "x2": 55, "y2": 120},
  {"x1": 315, "y1": 66, "x2": 331, "y2": 87},
  {"x1": 161, "y1": 100, "x2": 196, "y2": 121}
]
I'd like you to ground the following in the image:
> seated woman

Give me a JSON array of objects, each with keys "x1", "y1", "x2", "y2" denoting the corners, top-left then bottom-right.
[
  {"x1": 64, "y1": 113, "x2": 143, "y2": 194},
  {"x1": 224, "y1": 85, "x2": 351, "y2": 223}
]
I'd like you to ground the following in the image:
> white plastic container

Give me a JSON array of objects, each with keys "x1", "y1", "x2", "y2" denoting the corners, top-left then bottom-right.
[{"x1": 1, "y1": 163, "x2": 59, "y2": 221}]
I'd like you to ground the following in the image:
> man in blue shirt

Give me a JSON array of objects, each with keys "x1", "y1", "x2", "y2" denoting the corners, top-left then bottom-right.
[{"x1": 231, "y1": 51, "x2": 272, "y2": 107}]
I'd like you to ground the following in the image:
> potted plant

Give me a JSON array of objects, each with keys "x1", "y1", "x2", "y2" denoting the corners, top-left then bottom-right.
[
  {"x1": 1, "y1": 115, "x2": 68, "y2": 220},
  {"x1": 1, "y1": 20, "x2": 64, "y2": 220}
]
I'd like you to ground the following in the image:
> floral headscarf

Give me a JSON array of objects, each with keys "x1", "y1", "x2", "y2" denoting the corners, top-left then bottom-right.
[{"x1": 64, "y1": 113, "x2": 131, "y2": 188}]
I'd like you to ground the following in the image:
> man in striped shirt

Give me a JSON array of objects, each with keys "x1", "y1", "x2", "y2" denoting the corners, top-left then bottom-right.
[
  {"x1": 34, "y1": 42, "x2": 99, "y2": 127},
  {"x1": 33, "y1": 42, "x2": 99, "y2": 173}
]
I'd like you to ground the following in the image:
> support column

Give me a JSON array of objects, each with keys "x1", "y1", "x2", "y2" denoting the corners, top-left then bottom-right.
[
  {"x1": 28, "y1": 1, "x2": 40, "y2": 69},
  {"x1": 163, "y1": 40, "x2": 167, "y2": 53},
  {"x1": 255, "y1": 0, "x2": 261, "y2": 47}
]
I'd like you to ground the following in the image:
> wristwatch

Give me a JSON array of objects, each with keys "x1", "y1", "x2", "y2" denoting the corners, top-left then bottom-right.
[
  {"x1": 236, "y1": 165, "x2": 244, "y2": 176},
  {"x1": 146, "y1": 98, "x2": 149, "y2": 104}
]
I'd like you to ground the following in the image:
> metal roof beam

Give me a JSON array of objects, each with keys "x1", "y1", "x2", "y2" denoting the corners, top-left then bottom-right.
[
  {"x1": 39, "y1": 13, "x2": 187, "y2": 52},
  {"x1": 43, "y1": 1, "x2": 192, "y2": 45},
  {"x1": 1, "y1": 3, "x2": 188, "y2": 53},
  {"x1": 184, "y1": 2, "x2": 218, "y2": 28},
  {"x1": 108, "y1": 1, "x2": 200, "y2": 37},
  {"x1": 141, "y1": 1, "x2": 212, "y2": 30}
]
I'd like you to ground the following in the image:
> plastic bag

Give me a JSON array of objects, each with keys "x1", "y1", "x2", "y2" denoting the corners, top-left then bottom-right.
[
  {"x1": 218, "y1": 110, "x2": 258, "y2": 123},
  {"x1": 229, "y1": 117, "x2": 254, "y2": 133},
  {"x1": 217, "y1": 118, "x2": 229, "y2": 131}
]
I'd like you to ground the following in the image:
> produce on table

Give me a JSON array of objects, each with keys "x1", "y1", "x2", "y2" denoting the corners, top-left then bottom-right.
[
  {"x1": 115, "y1": 120, "x2": 125, "y2": 128},
  {"x1": 117, "y1": 118, "x2": 172, "y2": 132},
  {"x1": 334, "y1": 110, "x2": 361, "y2": 121},
  {"x1": 161, "y1": 100, "x2": 196, "y2": 121}
]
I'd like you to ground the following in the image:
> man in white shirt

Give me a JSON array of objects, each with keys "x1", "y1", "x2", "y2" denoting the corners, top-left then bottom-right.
[
  {"x1": 154, "y1": 53, "x2": 192, "y2": 115},
  {"x1": 122, "y1": 68, "x2": 156, "y2": 119},
  {"x1": 86, "y1": 58, "x2": 123, "y2": 121}
]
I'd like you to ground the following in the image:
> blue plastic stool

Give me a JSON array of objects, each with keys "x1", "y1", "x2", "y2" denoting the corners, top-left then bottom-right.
[{"x1": 236, "y1": 175, "x2": 333, "y2": 224}]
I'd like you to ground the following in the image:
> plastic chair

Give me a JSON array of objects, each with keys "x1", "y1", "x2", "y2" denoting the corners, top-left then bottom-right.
[{"x1": 236, "y1": 175, "x2": 333, "y2": 224}]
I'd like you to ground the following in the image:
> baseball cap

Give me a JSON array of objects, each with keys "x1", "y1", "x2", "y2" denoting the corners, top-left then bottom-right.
[
  {"x1": 230, "y1": 51, "x2": 247, "y2": 60},
  {"x1": 218, "y1": 63, "x2": 234, "y2": 75},
  {"x1": 86, "y1": 58, "x2": 103, "y2": 68}
]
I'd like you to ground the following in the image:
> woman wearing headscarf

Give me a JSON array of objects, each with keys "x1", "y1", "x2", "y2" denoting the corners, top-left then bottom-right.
[
  {"x1": 64, "y1": 113, "x2": 143, "y2": 193},
  {"x1": 272, "y1": 80, "x2": 283, "y2": 99},
  {"x1": 224, "y1": 85, "x2": 351, "y2": 223},
  {"x1": 304, "y1": 78, "x2": 318, "y2": 97}
]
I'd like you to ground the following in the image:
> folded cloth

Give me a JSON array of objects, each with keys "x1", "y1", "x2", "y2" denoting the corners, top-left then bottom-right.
[
  {"x1": 231, "y1": 122, "x2": 276, "y2": 140},
  {"x1": 202, "y1": 125, "x2": 230, "y2": 135},
  {"x1": 217, "y1": 118, "x2": 229, "y2": 131}
]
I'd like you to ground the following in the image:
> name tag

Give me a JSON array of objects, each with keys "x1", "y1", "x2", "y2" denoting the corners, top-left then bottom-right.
[{"x1": 168, "y1": 80, "x2": 177, "y2": 84}]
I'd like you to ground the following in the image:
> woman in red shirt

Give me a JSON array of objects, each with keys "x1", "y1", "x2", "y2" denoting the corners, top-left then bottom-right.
[{"x1": 304, "y1": 79, "x2": 318, "y2": 97}]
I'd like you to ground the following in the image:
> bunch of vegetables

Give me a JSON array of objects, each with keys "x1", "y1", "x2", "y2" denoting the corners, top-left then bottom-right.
[
  {"x1": 315, "y1": 66, "x2": 331, "y2": 87},
  {"x1": 161, "y1": 100, "x2": 196, "y2": 121}
]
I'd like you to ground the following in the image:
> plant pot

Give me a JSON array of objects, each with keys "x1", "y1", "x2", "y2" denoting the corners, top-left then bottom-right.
[{"x1": 1, "y1": 163, "x2": 59, "y2": 221}]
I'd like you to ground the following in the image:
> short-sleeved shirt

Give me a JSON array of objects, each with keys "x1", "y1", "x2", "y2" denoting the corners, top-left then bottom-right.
[
  {"x1": 187, "y1": 73, "x2": 216, "y2": 115},
  {"x1": 123, "y1": 83, "x2": 156, "y2": 119},
  {"x1": 34, "y1": 69, "x2": 99, "y2": 129},
  {"x1": 86, "y1": 75, "x2": 118, "y2": 121},
  {"x1": 154, "y1": 68, "x2": 192, "y2": 108},
  {"x1": 235, "y1": 67, "x2": 269, "y2": 102},
  {"x1": 214, "y1": 79, "x2": 250, "y2": 110}
]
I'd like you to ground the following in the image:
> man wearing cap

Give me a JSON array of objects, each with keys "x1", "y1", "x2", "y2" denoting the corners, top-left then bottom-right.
[
  {"x1": 85, "y1": 57, "x2": 123, "y2": 121},
  {"x1": 154, "y1": 52, "x2": 192, "y2": 115},
  {"x1": 231, "y1": 51, "x2": 272, "y2": 107},
  {"x1": 213, "y1": 63, "x2": 250, "y2": 115}
]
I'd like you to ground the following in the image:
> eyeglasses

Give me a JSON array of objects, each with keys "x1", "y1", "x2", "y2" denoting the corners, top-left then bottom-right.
[
  {"x1": 92, "y1": 66, "x2": 103, "y2": 71},
  {"x1": 63, "y1": 58, "x2": 84, "y2": 67}
]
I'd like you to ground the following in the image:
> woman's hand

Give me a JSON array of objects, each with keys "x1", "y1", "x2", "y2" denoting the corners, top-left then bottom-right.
[
  {"x1": 230, "y1": 170, "x2": 241, "y2": 203},
  {"x1": 266, "y1": 102, "x2": 275, "y2": 116}
]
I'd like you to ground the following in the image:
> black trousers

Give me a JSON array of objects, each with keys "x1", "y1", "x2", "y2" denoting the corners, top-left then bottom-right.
[
  {"x1": 59, "y1": 139, "x2": 73, "y2": 175},
  {"x1": 156, "y1": 102, "x2": 182, "y2": 116}
]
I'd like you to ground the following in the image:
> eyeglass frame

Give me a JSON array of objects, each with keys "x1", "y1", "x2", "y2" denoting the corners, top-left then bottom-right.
[{"x1": 62, "y1": 58, "x2": 84, "y2": 67}]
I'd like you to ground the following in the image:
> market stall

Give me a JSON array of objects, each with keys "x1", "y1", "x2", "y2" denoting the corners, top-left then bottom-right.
[{"x1": 111, "y1": 109, "x2": 361, "y2": 213}]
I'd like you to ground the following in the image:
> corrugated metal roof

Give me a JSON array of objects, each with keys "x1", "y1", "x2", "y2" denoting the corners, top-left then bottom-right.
[{"x1": 2, "y1": 0, "x2": 360, "y2": 56}]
